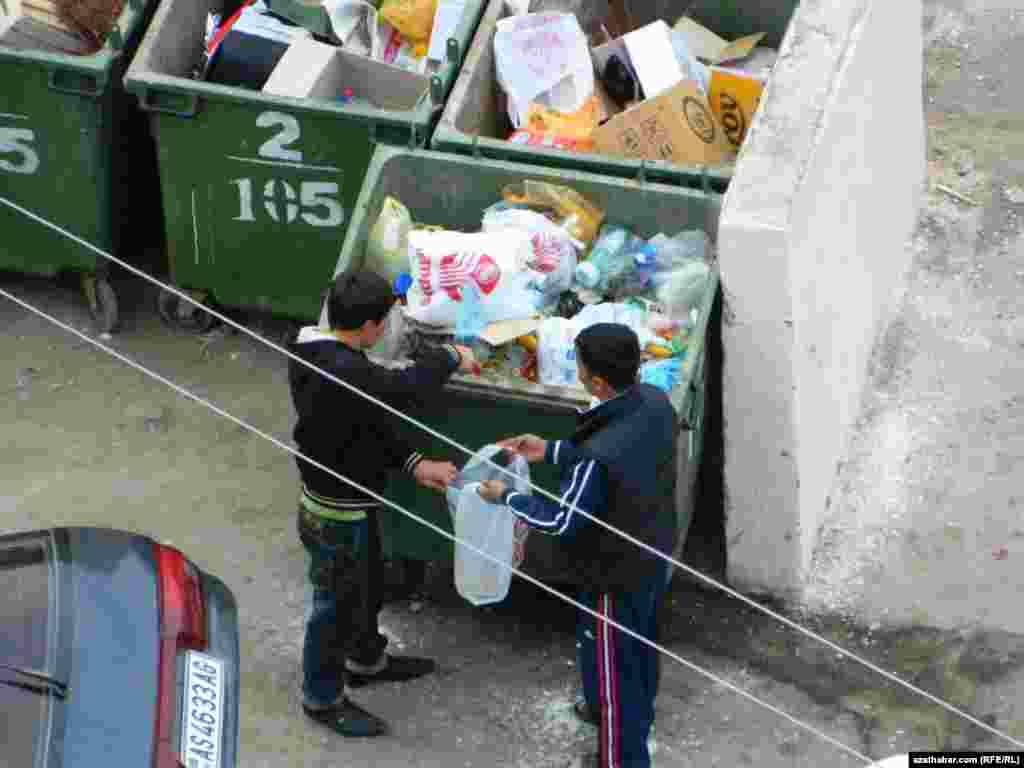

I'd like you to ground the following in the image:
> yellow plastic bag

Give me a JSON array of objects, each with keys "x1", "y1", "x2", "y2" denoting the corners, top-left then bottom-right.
[
  {"x1": 380, "y1": 0, "x2": 437, "y2": 44},
  {"x1": 502, "y1": 182, "x2": 606, "y2": 251},
  {"x1": 525, "y1": 92, "x2": 605, "y2": 143}
]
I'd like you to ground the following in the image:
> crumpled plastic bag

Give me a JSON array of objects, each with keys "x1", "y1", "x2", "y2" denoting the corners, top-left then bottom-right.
[
  {"x1": 481, "y1": 207, "x2": 577, "y2": 295},
  {"x1": 366, "y1": 197, "x2": 413, "y2": 282},
  {"x1": 446, "y1": 445, "x2": 532, "y2": 606},
  {"x1": 405, "y1": 228, "x2": 543, "y2": 328},
  {"x1": 494, "y1": 12, "x2": 594, "y2": 129},
  {"x1": 655, "y1": 260, "x2": 710, "y2": 317},
  {"x1": 380, "y1": 0, "x2": 437, "y2": 44},
  {"x1": 501, "y1": 181, "x2": 605, "y2": 252}
]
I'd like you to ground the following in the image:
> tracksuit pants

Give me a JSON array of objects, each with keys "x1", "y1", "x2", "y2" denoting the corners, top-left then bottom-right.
[{"x1": 578, "y1": 561, "x2": 670, "y2": 768}]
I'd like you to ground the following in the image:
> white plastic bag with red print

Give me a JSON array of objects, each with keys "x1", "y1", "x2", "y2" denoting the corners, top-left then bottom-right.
[
  {"x1": 481, "y1": 207, "x2": 577, "y2": 296},
  {"x1": 404, "y1": 229, "x2": 543, "y2": 328}
]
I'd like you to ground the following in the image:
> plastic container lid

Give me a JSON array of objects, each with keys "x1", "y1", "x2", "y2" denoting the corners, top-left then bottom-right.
[
  {"x1": 393, "y1": 273, "x2": 413, "y2": 296},
  {"x1": 633, "y1": 243, "x2": 657, "y2": 268}
]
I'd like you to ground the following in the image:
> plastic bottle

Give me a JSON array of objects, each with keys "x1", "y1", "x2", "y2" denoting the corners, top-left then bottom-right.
[
  {"x1": 580, "y1": 224, "x2": 633, "y2": 294},
  {"x1": 619, "y1": 239, "x2": 658, "y2": 297}
]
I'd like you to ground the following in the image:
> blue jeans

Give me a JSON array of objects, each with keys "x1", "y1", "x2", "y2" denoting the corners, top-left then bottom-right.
[{"x1": 297, "y1": 508, "x2": 389, "y2": 708}]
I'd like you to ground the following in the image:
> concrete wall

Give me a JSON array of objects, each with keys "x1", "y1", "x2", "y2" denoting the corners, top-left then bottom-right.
[{"x1": 719, "y1": 0, "x2": 925, "y2": 596}]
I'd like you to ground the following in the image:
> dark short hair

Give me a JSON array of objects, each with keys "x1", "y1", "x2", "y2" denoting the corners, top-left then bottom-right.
[
  {"x1": 575, "y1": 323, "x2": 641, "y2": 392},
  {"x1": 327, "y1": 270, "x2": 396, "y2": 331}
]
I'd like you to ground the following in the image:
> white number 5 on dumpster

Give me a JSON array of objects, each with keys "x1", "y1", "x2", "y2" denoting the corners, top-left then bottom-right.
[{"x1": 0, "y1": 128, "x2": 40, "y2": 175}]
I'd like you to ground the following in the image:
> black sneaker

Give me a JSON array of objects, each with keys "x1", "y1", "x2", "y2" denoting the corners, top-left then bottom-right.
[
  {"x1": 302, "y1": 697, "x2": 389, "y2": 738},
  {"x1": 346, "y1": 655, "x2": 437, "y2": 689}
]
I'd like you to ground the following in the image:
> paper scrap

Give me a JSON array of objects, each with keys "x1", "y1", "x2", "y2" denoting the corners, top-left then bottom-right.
[{"x1": 428, "y1": 0, "x2": 465, "y2": 62}]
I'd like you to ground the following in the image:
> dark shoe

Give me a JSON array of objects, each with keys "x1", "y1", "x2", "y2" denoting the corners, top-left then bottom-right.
[
  {"x1": 346, "y1": 654, "x2": 437, "y2": 689},
  {"x1": 574, "y1": 696, "x2": 598, "y2": 726},
  {"x1": 302, "y1": 697, "x2": 388, "y2": 738},
  {"x1": 566, "y1": 754, "x2": 600, "y2": 768}
]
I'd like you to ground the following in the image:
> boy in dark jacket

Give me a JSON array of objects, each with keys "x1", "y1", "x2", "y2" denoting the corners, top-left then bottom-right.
[
  {"x1": 479, "y1": 323, "x2": 677, "y2": 768},
  {"x1": 289, "y1": 270, "x2": 476, "y2": 738}
]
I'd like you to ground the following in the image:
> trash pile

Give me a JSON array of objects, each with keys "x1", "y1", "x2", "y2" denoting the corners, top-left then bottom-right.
[
  {"x1": 197, "y1": 0, "x2": 471, "y2": 109},
  {"x1": 364, "y1": 182, "x2": 712, "y2": 397},
  {"x1": 0, "y1": 0, "x2": 123, "y2": 54},
  {"x1": 491, "y1": 1, "x2": 777, "y2": 167}
]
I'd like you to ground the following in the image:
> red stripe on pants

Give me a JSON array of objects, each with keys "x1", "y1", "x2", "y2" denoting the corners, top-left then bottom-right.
[{"x1": 597, "y1": 593, "x2": 620, "y2": 768}]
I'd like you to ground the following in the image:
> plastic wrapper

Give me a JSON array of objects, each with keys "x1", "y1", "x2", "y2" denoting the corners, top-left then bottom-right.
[
  {"x1": 380, "y1": 0, "x2": 437, "y2": 43},
  {"x1": 501, "y1": 181, "x2": 605, "y2": 252},
  {"x1": 366, "y1": 196, "x2": 413, "y2": 282}
]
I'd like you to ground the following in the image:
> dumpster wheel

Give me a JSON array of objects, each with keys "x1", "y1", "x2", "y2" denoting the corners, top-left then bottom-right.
[
  {"x1": 158, "y1": 287, "x2": 217, "y2": 334},
  {"x1": 83, "y1": 275, "x2": 119, "y2": 335}
]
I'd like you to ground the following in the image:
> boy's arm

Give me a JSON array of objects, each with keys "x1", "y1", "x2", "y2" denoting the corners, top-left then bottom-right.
[{"x1": 497, "y1": 458, "x2": 607, "y2": 539}]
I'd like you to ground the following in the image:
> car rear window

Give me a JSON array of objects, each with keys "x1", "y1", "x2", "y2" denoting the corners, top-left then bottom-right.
[{"x1": 0, "y1": 532, "x2": 52, "y2": 768}]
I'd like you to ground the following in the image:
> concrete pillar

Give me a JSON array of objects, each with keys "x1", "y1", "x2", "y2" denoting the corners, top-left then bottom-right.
[{"x1": 718, "y1": 0, "x2": 926, "y2": 597}]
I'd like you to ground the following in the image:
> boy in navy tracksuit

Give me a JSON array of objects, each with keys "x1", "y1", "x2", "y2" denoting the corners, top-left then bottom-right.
[{"x1": 479, "y1": 323, "x2": 678, "y2": 768}]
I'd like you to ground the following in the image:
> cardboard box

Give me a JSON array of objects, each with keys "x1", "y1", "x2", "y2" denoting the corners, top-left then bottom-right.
[
  {"x1": 263, "y1": 37, "x2": 430, "y2": 110},
  {"x1": 591, "y1": 80, "x2": 736, "y2": 167},
  {"x1": 707, "y1": 67, "x2": 766, "y2": 149}
]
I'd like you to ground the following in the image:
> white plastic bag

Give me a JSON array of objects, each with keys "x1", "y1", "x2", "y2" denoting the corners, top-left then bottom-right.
[
  {"x1": 494, "y1": 12, "x2": 594, "y2": 129},
  {"x1": 405, "y1": 228, "x2": 542, "y2": 327},
  {"x1": 573, "y1": 301, "x2": 659, "y2": 348},
  {"x1": 537, "y1": 316, "x2": 581, "y2": 387},
  {"x1": 481, "y1": 207, "x2": 577, "y2": 295},
  {"x1": 446, "y1": 445, "x2": 532, "y2": 606}
]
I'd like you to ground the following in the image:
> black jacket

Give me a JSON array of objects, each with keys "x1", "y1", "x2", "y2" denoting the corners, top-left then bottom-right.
[
  {"x1": 288, "y1": 327, "x2": 459, "y2": 513},
  {"x1": 568, "y1": 384, "x2": 679, "y2": 592}
]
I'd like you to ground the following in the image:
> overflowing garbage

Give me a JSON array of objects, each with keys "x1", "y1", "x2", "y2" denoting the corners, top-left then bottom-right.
[
  {"x1": 197, "y1": 0, "x2": 473, "y2": 108},
  {"x1": 0, "y1": 0, "x2": 123, "y2": 53},
  {"x1": 364, "y1": 181, "x2": 712, "y2": 397},
  {"x1": 489, "y1": 1, "x2": 777, "y2": 168}
]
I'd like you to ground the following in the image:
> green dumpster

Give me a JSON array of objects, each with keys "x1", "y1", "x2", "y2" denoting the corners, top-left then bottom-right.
[
  {"x1": 0, "y1": 0, "x2": 162, "y2": 332},
  {"x1": 123, "y1": 0, "x2": 487, "y2": 329},
  {"x1": 330, "y1": 145, "x2": 718, "y2": 587},
  {"x1": 431, "y1": 0, "x2": 799, "y2": 193}
]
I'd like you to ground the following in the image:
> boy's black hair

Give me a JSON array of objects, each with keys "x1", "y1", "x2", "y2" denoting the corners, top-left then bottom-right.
[
  {"x1": 575, "y1": 323, "x2": 641, "y2": 392},
  {"x1": 326, "y1": 270, "x2": 396, "y2": 331}
]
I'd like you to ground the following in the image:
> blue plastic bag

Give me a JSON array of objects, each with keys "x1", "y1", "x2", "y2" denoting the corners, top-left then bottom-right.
[{"x1": 640, "y1": 356, "x2": 684, "y2": 394}]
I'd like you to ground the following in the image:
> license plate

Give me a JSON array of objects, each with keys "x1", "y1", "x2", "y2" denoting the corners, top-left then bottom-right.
[{"x1": 180, "y1": 651, "x2": 224, "y2": 768}]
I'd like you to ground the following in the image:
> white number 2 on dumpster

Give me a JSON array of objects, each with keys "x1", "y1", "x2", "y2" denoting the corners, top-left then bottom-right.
[
  {"x1": 229, "y1": 112, "x2": 343, "y2": 228},
  {"x1": 0, "y1": 127, "x2": 40, "y2": 175}
]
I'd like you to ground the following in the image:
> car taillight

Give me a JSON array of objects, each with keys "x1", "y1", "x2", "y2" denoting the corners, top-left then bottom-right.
[{"x1": 153, "y1": 544, "x2": 207, "y2": 768}]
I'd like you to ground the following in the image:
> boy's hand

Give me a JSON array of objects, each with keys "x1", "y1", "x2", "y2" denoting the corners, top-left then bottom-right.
[
  {"x1": 453, "y1": 345, "x2": 481, "y2": 375},
  {"x1": 477, "y1": 480, "x2": 508, "y2": 504},
  {"x1": 496, "y1": 434, "x2": 547, "y2": 464},
  {"x1": 414, "y1": 460, "x2": 458, "y2": 492}
]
